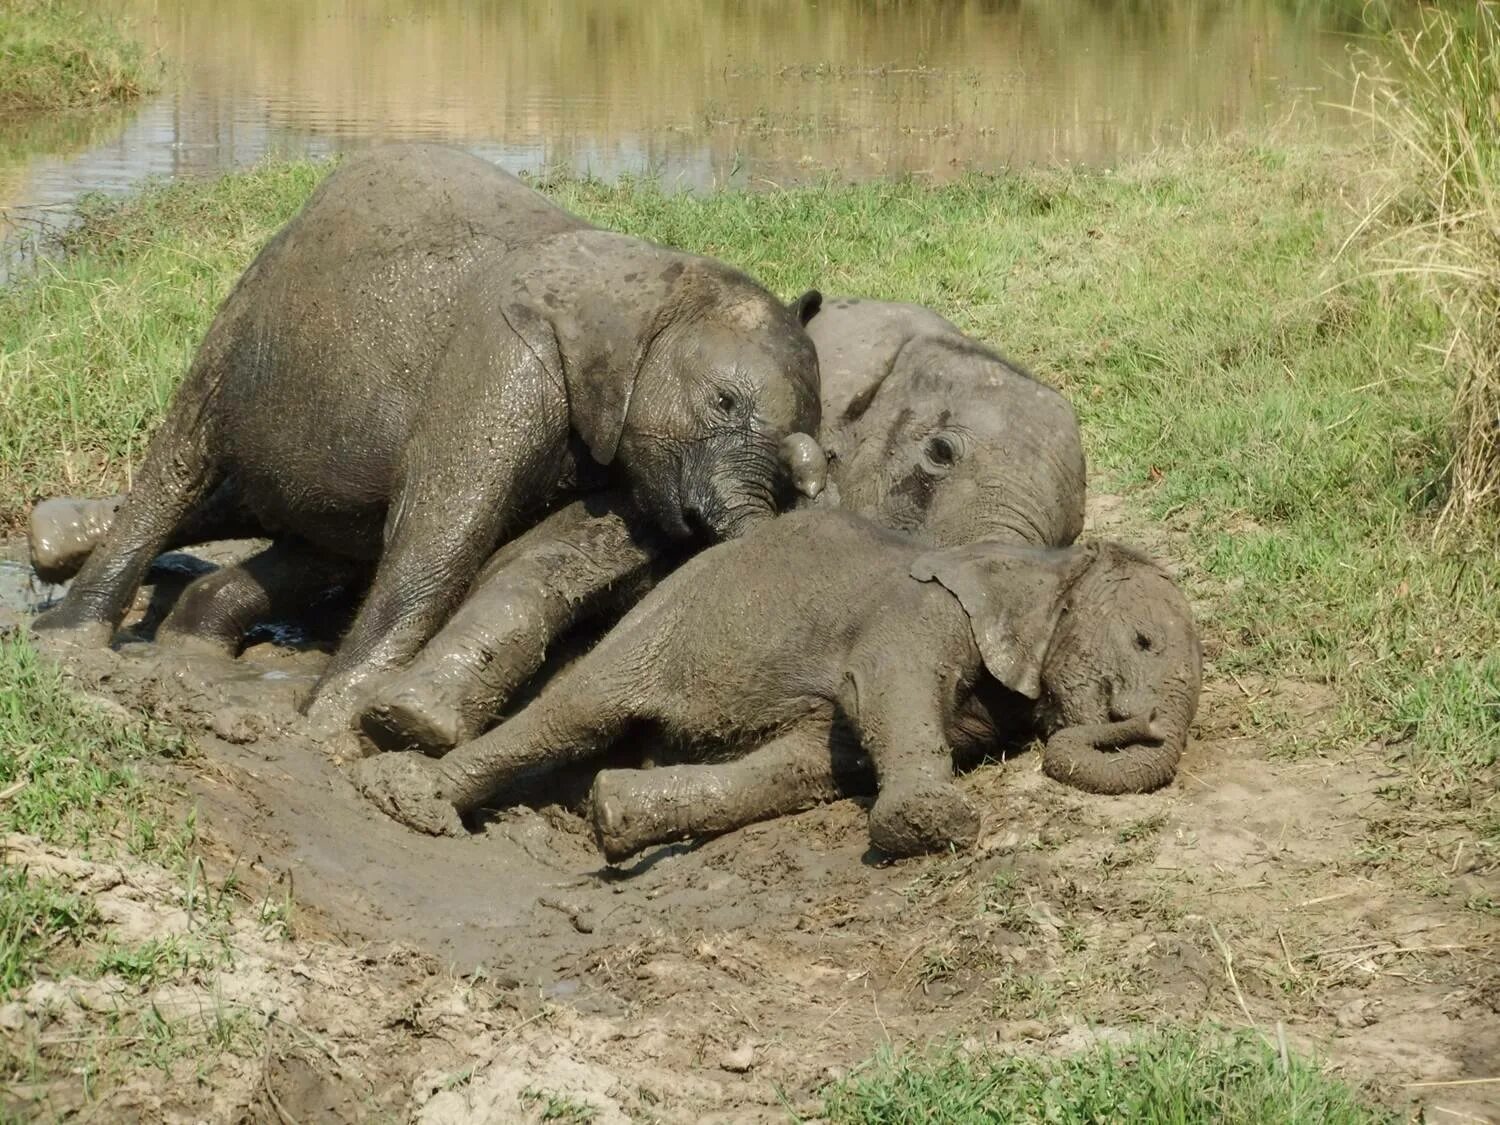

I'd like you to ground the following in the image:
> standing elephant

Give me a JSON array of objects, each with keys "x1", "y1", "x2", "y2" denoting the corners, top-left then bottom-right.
[
  {"x1": 30, "y1": 144, "x2": 824, "y2": 729},
  {"x1": 355, "y1": 509, "x2": 1203, "y2": 858}
]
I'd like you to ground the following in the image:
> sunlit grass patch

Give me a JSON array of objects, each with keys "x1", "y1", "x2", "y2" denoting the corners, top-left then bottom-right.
[
  {"x1": 820, "y1": 1028, "x2": 1393, "y2": 1124},
  {"x1": 0, "y1": 0, "x2": 160, "y2": 113}
]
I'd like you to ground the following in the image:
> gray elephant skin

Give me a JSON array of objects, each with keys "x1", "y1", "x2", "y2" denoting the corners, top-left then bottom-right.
[
  {"x1": 353, "y1": 294, "x2": 1087, "y2": 752},
  {"x1": 27, "y1": 296, "x2": 1084, "y2": 755},
  {"x1": 29, "y1": 143, "x2": 824, "y2": 728},
  {"x1": 356, "y1": 508, "x2": 1202, "y2": 859}
]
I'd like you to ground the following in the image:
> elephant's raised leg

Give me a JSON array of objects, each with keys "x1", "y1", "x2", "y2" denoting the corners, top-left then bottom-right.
[
  {"x1": 33, "y1": 368, "x2": 226, "y2": 645},
  {"x1": 358, "y1": 495, "x2": 670, "y2": 755},
  {"x1": 588, "y1": 725, "x2": 874, "y2": 862},
  {"x1": 28, "y1": 479, "x2": 260, "y2": 585},
  {"x1": 158, "y1": 539, "x2": 368, "y2": 654}
]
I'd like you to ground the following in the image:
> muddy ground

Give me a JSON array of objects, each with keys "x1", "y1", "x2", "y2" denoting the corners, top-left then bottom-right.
[{"x1": 2, "y1": 495, "x2": 1496, "y2": 1124}]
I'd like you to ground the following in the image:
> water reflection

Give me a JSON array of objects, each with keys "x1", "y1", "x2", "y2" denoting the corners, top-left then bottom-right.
[{"x1": 2, "y1": 0, "x2": 1364, "y2": 247}]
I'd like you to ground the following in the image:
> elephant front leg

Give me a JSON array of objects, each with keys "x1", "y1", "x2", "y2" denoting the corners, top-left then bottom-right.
[
  {"x1": 358, "y1": 494, "x2": 670, "y2": 755},
  {"x1": 355, "y1": 620, "x2": 651, "y2": 833},
  {"x1": 304, "y1": 339, "x2": 571, "y2": 734},
  {"x1": 589, "y1": 723, "x2": 873, "y2": 862},
  {"x1": 843, "y1": 656, "x2": 980, "y2": 858}
]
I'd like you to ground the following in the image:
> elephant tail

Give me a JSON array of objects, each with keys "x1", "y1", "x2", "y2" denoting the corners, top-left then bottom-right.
[{"x1": 1041, "y1": 712, "x2": 1182, "y2": 795}]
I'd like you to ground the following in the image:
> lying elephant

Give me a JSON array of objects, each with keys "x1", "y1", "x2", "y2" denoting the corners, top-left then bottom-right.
[
  {"x1": 353, "y1": 294, "x2": 1087, "y2": 752},
  {"x1": 356, "y1": 508, "x2": 1202, "y2": 859},
  {"x1": 28, "y1": 297, "x2": 1087, "y2": 755},
  {"x1": 31, "y1": 143, "x2": 824, "y2": 729}
]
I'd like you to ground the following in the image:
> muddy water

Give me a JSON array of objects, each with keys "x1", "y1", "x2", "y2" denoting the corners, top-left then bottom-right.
[{"x1": 2, "y1": 0, "x2": 1365, "y2": 250}]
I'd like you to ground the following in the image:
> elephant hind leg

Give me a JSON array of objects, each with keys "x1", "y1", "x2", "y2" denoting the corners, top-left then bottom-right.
[
  {"x1": 158, "y1": 539, "x2": 368, "y2": 655},
  {"x1": 589, "y1": 722, "x2": 872, "y2": 863},
  {"x1": 33, "y1": 370, "x2": 225, "y2": 643},
  {"x1": 28, "y1": 478, "x2": 261, "y2": 586}
]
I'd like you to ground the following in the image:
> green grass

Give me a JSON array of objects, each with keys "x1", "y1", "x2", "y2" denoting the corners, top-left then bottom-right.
[
  {"x1": 3, "y1": 143, "x2": 1495, "y2": 806},
  {"x1": 0, "y1": 0, "x2": 159, "y2": 113},
  {"x1": 0, "y1": 634, "x2": 186, "y2": 855},
  {"x1": 0, "y1": 635, "x2": 263, "y2": 1107},
  {"x1": 820, "y1": 1028, "x2": 1392, "y2": 1124}
]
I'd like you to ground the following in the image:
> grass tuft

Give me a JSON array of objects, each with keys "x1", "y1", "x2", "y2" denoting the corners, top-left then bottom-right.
[
  {"x1": 1357, "y1": 2, "x2": 1500, "y2": 530},
  {"x1": 0, "y1": 0, "x2": 160, "y2": 113},
  {"x1": 0, "y1": 634, "x2": 186, "y2": 856},
  {"x1": 820, "y1": 1027, "x2": 1393, "y2": 1124}
]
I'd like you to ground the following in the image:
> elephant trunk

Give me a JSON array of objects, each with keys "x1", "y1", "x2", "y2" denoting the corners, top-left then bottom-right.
[
  {"x1": 1041, "y1": 710, "x2": 1182, "y2": 795},
  {"x1": 779, "y1": 432, "x2": 827, "y2": 500}
]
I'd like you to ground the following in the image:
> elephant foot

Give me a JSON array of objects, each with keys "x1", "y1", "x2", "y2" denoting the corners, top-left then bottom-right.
[
  {"x1": 358, "y1": 684, "x2": 471, "y2": 757},
  {"x1": 353, "y1": 753, "x2": 465, "y2": 837},
  {"x1": 590, "y1": 771, "x2": 665, "y2": 863},
  {"x1": 28, "y1": 496, "x2": 121, "y2": 584},
  {"x1": 867, "y1": 781, "x2": 980, "y2": 858},
  {"x1": 30, "y1": 609, "x2": 114, "y2": 649},
  {"x1": 156, "y1": 624, "x2": 238, "y2": 658}
]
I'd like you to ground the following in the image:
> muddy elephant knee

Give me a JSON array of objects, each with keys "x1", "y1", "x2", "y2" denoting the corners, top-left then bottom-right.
[
  {"x1": 28, "y1": 496, "x2": 124, "y2": 584},
  {"x1": 867, "y1": 779, "x2": 980, "y2": 858}
]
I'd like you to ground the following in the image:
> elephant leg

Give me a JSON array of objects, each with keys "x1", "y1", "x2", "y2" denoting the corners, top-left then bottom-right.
[
  {"x1": 157, "y1": 539, "x2": 368, "y2": 655},
  {"x1": 355, "y1": 587, "x2": 666, "y2": 835},
  {"x1": 588, "y1": 723, "x2": 874, "y2": 862},
  {"x1": 843, "y1": 652, "x2": 980, "y2": 858},
  {"x1": 358, "y1": 494, "x2": 671, "y2": 756},
  {"x1": 28, "y1": 478, "x2": 260, "y2": 585},
  {"x1": 303, "y1": 336, "x2": 572, "y2": 733},
  {"x1": 33, "y1": 368, "x2": 225, "y2": 645}
]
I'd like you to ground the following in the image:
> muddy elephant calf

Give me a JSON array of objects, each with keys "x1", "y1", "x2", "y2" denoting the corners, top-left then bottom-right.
[{"x1": 357, "y1": 509, "x2": 1202, "y2": 860}]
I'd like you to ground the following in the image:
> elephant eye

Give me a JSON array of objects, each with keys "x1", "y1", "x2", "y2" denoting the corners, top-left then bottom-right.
[
  {"x1": 1135, "y1": 631, "x2": 1155, "y2": 652},
  {"x1": 923, "y1": 434, "x2": 957, "y2": 468},
  {"x1": 717, "y1": 390, "x2": 739, "y2": 414}
]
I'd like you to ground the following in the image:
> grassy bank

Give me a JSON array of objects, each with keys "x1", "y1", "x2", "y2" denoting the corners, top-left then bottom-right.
[
  {"x1": 822, "y1": 1029, "x2": 1391, "y2": 1124},
  {"x1": 0, "y1": 637, "x2": 277, "y2": 1109},
  {"x1": 3, "y1": 144, "x2": 1496, "y2": 804},
  {"x1": 0, "y1": 0, "x2": 159, "y2": 113}
]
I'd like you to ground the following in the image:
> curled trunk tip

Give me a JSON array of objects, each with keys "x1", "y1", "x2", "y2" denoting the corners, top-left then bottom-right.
[{"x1": 1041, "y1": 713, "x2": 1181, "y2": 795}]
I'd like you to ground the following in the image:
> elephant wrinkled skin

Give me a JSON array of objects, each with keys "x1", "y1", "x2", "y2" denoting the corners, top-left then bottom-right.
[
  {"x1": 30, "y1": 144, "x2": 824, "y2": 730},
  {"x1": 356, "y1": 509, "x2": 1202, "y2": 860},
  {"x1": 355, "y1": 294, "x2": 1087, "y2": 753}
]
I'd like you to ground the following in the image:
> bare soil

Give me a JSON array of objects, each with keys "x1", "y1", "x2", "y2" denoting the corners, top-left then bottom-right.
[{"x1": 3, "y1": 496, "x2": 1497, "y2": 1124}]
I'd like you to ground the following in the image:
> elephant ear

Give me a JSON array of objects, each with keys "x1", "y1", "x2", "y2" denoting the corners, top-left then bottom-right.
[
  {"x1": 910, "y1": 541, "x2": 1095, "y2": 699},
  {"x1": 547, "y1": 233, "x2": 699, "y2": 466},
  {"x1": 788, "y1": 289, "x2": 823, "y2": 326}
]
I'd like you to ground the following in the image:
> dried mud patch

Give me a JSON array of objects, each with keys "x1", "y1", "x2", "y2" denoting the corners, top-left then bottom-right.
[{"x1": 4, "y1": 518, "x2": 1498, "y2": 1122}]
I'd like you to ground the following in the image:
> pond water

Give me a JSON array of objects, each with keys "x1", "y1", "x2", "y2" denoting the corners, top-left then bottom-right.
[{"x1": 3, "y1": 0, "x2": 1369, "y2": 253}]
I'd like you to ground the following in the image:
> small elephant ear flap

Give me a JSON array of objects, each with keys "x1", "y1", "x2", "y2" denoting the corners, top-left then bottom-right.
[
  {"x1": 789, "y1": 289, "x2": 823, "y2": 326},
  {"x1": 910, "y1": 542, "x2": 1093, "y2": 699}
]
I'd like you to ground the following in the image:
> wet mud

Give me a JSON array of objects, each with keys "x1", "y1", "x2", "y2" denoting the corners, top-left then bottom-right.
[{"x1": 3, "y1": 501, "x2": 1497, "y2": 1121}]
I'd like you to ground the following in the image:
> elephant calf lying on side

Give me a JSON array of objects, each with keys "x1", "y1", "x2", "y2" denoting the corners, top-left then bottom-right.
[{"x1": 356, "y1": 509, "x2": 1202, "y2": 859}]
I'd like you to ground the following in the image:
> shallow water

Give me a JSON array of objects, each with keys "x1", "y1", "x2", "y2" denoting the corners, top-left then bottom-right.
[{"x1": 1, "y1": 0, "x2": 1367, "y2": 254}]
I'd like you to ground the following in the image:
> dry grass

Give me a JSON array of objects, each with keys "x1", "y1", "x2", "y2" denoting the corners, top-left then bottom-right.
[{"x1": 1357, "y1": 2, "x2": 1500, "y2": 532}]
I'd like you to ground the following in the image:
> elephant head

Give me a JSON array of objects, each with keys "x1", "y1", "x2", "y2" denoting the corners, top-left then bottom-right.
[
  {"x1": 804, "y1": 298, "x2": 1085, "y2": 549},
  {"x1": 540, "y1": 237, "x2": 826, "y2": 544},
  {"x1": 911, "y1": 539, "x2": 1202, "y2": 794}
]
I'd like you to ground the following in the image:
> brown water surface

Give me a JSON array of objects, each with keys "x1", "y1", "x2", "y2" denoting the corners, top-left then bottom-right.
[{"x1": 3, "y1": 1, "x2": 1366, "y2": 248}]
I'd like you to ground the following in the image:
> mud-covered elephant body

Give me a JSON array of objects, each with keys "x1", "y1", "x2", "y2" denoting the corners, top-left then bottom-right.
[
  {"x1": 32, "y1": 144, "x2": 823, "y2": 726},
  {"x1": 354, "y1": 295, "x2": 1088, "y2": 751},
  {"x1": 357, "y1": 509, "x2": 1202, "y2": 858}
]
